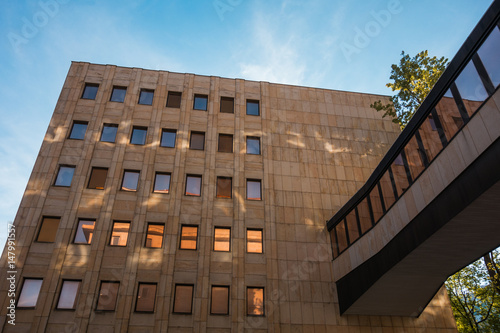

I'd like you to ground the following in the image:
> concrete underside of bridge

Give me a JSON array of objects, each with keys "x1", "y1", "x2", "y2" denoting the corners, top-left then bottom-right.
[{"x1": 337, "y1": 136, "x2": 500, "y2": 317}]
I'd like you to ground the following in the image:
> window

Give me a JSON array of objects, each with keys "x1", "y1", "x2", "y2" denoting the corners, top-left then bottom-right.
[
  {"x1": 100, "y1": 124, "x2": 118, "y2": 142},
  {"x1": 69, "y1": 121, "x2": 88, "y2": 140},
  {"x1": 153, "y1": 172, "x2": 171, "y2": 193},
  {"x1": 145, "y1": 223, "x2": 165, "y2": 248},
  {"x1": 180, "y1": 225, "x2": 198, "y2": 250},
  {"x1": 214, "y1": 227, "x2": 230, "y2": 252},
  {"x1": 138, "y1": 89, "x2": 154, "y2": 105},
  {"x1": 54, "y1": 165, "x2": 75, "y2": 187},
  {"x1": 185, "y1": 175, "x2": 202, "y2": 196},
  {"x1": 246, "y1": 137, "x2": 261, "y2": 155},
  {"x1": 246, "y1": 100, "x2": 260, "y2": 116},
  {"x1": 17, "y1": 278, "x2": 43, "y2": 308},
  {"x1": 247, "y1": 287, "x2": 264, "y2": 316},
  {"x1": 130, "y1": 126, "x2": 147, "y2": 145},
  {"x1": 81, "y1": 83, "x2": 98, "y2": 100},
  {"x1": 218, "y1": 134, "x2": 233, "y2": 153},
  {"x1": 36, "y1": 217, "x2": 60, "y2": 243},
  {"x1": 160, "y1": 129, "x2": 177, "y2": 148},
  {"x1": 88, "y1": 167, "x2": 108, "y2": 189},
  {"x1": 216, "y1": 177, "x2": 232, "y2": 198},
  {"x1": 211, "y1": 286, "x2": 229, "y2": 315},
  {"x1": 57, "y1": 280, "x2": 81, "y2": 310},
  {"x1": 96, "y1": 281, "x2": 119, "y2": 311},
  {"x1": 173, "y1": 284, "x2": 194, "y2": 314},
  {"x1": 135, "y1": 283, "x2": 157, "y2": 312},
  {"x1": 74, "y1": 219, "x2": 95, "y2": 244},
  {"x1": 247, "y1": 229, "x2": 263, "y2": 253},
  {"x1": 110, "y1": 221, "x2": 130, "y2": 246},
  {"x1": 220, "y1": 97, "x2": 234, "y2": 113},
  {"x1": 189, "y1": 131, "x2": 205, "y2": 150},
  {"x1": 121, "y1": 170, "x2": 140, "y2": 191},
  {"x1": 193, "y1": 94, "x2": 208, "y2": 111},
  {"x1": 247, "y1": 179, "x2": 262, "y2": 200},
  {"x1": 167, "y1": 91, "x2": 182, "y2": 108},
  {"x1": 110, "y1": 86, "x2": 126, "y2": 102}
]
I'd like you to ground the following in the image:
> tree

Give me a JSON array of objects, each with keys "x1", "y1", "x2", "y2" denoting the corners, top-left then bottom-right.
[
  {"x1": 446, "y1": 250, "x2": 500, "y2": 332},
  {"x1": 370, "y1": 50, "x2": 448, "y2": 129}
]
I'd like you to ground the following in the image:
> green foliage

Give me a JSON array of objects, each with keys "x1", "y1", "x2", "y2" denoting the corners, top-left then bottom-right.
[
  {"x1": 370, "y1": 50, "x2": 449, "y2": 129},
  {"x1": 446, "y1": 250, "x2": 500, "y2": 332}
]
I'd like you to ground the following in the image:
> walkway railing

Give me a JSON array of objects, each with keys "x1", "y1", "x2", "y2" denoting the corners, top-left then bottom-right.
[{"x1": 327, "y1": 3, "x2": 500, "y2": 259}]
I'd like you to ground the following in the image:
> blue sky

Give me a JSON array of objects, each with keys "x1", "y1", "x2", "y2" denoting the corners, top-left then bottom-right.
[{"x1": 0, "y1": 0, "x2": 493, "y2": 247}]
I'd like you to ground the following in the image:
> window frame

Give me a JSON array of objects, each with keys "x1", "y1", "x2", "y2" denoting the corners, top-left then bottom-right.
[
  {"x1": 73, "y1": 219, "x2": 96, "y2": 245},
  {"x1": 87, "y1": 167, "x2": 108, "y2": 190},
  {"x1": 109, "y1": 221, "x2": 131, "y2": 247},
  {"x1": 179, "y1": 225, "x2": 198, "y2": 250},
  {"x1": 96, "y1": 281, "x2": 120, "y2": 311},
  {"x1": 213, "y1": 227, "x2": 231, "y2": 252},
  {"x1": 135, "y1": 282, "x2": 157, "y2": 313},
  {"x1": 153, "y1": 172, "x2": 171, "y2": 194},
  {"x1": 173, "y1": 284, "x2": 194, "y2": 314},
  {"x1": 210, "y1": 285, "x2": 230, "y2": 315},
  {"x1": 121, "y1": 170, "x2": 140, "y2": 192},
  {"x1": 100, "y1": 123, "x2": 118, "y2": 143},
  {"x1": 56, "y1": 279, "x2": 82, "y2": 310},
  {"x1": 246, "y1": 228, "x2": 263, "y2": 254},
  {"x1": 145, "y1": 223, "x2": 165, "y2": 249},
  {"x1": 130, "y1": 126, "x2": 148, "y2": 145},
  {"x1": 109, "y1": 86, "x2": 127, "y2": 103},
  {"x1": 68, "y1": 121, "x2": 88, "y2": 140},
  {"x1": 185, "y1": 174, "x2": 202, "y2": 197},
  {"x1": 246, "y1": 99, "x2": 260, "y2": 116},
  {"x1": 193, "y1": 94, "x2": 208, "y2": 111},
  {"x1": 218, "y1": 133, "x2": 233, "y2": 153},
  {"x1": 166, "y1": 91, "x2": 182, "y2": 108},
  {"x1": 189, "y1": 131, "x2": 205, "y2": 150},
  {"x1": 54, "y1": 165, "x2": 75, "y2": 187},
  {"x1": 17, "y1": 278, "x2": 43, "y2": 309},
  {"x1": 36, "y1": 216, "x2": 61, "y2": 243},
  {"x1": 216, "y1": 176, "x2": 232, "y2": 199},
  {"x1": 246, "y1": 286, "x2": 265, "y2": 316},
  {"x1": 246, "y1": 179, "x2": 262, "y2": 201},
  {"x1": 138, "y1": 89, "x2": 154, "y2": 105},
  {"x1": 220, "y1": 96, "x2": 234, "y2": 114},
  {"x1": 160, "y1": 129, "x2": 177, "y2": 148},
  {"x1": 246, "y1": 136, "x2": 261, "y2": 155},
  {"x1": 81, "y1": 83, "x2": 99, "y2": 100}
]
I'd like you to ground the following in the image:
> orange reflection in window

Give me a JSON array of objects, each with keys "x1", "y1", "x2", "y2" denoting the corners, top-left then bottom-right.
[
  {"x1": 247, "y1": 229, "x2": 263, "y2": 253},
  {"x1": 110, "y1": 222, "x2": 130, "y2": 246},
  {"x1": 247, "y1": 287, "x2": 264, "y2": 315},
  {"x1": 214, "y1": 228, "x2": 230, "y2": 251},
  {"x1": 180, "y1": 226, "x2": 198, "y2": 250}
]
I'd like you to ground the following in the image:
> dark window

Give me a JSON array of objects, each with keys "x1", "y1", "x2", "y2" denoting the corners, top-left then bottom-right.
[
  {"x1": 121, "y1": 170, "x2": 140, "y2": 191},
  {"x1": 100, "y1": 124, "x2": 118, "y2": 142},
  {"x1": 88, "y1": 167, "x2": 108, "y2": 190},
  {"x1": 81, "y1": 83, "x2": 98, "y2": 100},
  {"x1": 57, "y1": 280, "x2": 81, "y2": 310},
  {"x1": 17, "y1": 278, "x2": 43, "y2": 308},
  {"x1": 190, "y1": 132, "x2": 205, "y2": 150},
  {"x1": 145, "y1": 223, "x2": 164, "y2": 248},
  {"x1": 185, "y1": 175, "x2": 202, "y2": 196},
  {"x1": 220, "y1": 97, "x2": 234, "y2": 113},
  {"x1": 167, "y1": 91, "x2": 182, "y2": 108},
  {"x1": 96, "y1": 281, "x2": 119, "y2": 311},
  {"x1": 214, "y1": 227, "x2": 230, "y2": 252},
  {"x1": 69, "y1": 121, "x2": 88, "y2": 140},
  {"x1": 74, "y1": 219, "x2": 95, "y2": 244},
  {"x1": 160, "y1": 129, "x2": 177, "y2": 148},
  {"x1": 247, "y1": 287, "x2": 264, "y2": 316},
  {"x1": 36, "y1": 217, "x2": 60, "y2": 243},
  {"x1": 211, "y1": 286, "x2": 229, "y2": 315},
  {"x1": 246, "y1": 100, "x2": 260, "y2": 116},
  {"x1": 478, "y1": 26, "x2": 500, "y2": 87},
  {"x1": 247, "y1": 179, "x2": 262, "y2": 200},
  {"x1": 138, "y1": 89, "x2": 154, "y2": 105},
  {"x1": 173, "y1": 284, "x2": 194, "y2": 314},
  {"x1": 246, "y1": 137, "x2": 260, "y2": 155},
  {"x1": 110, "y1": 86, "x2": 126, "y2": 102},
  {"x1": 135, "y1": 283, "x2": 157, "y2": 312},
  {"x1": 193, "y1": 94, "x2": 208, "y2": 111},
  {"x1": 130, "y1": 126, "x2": 147, "y2": 145},
  {"x1": 180, "y1": 225, "x2": 198, "y2": 250},
  {"x1": 153, "y1": 172, "x2": 171, "y2": 193},
  {"x1": 110, "y1": 221, "x2": 130, "y2": 246},
  {"x1": 247, "y1": 229, "x2": 263, "y2": 253},
  {"x1": 54, "y1": 165, "x2": 75, "y2": 187},
  {"x1": 218, "y1": 134, "x2": 233, "y2": 153},
  {"x1": 216, "y1": 177, "x2": 232, "y2": 198}
]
